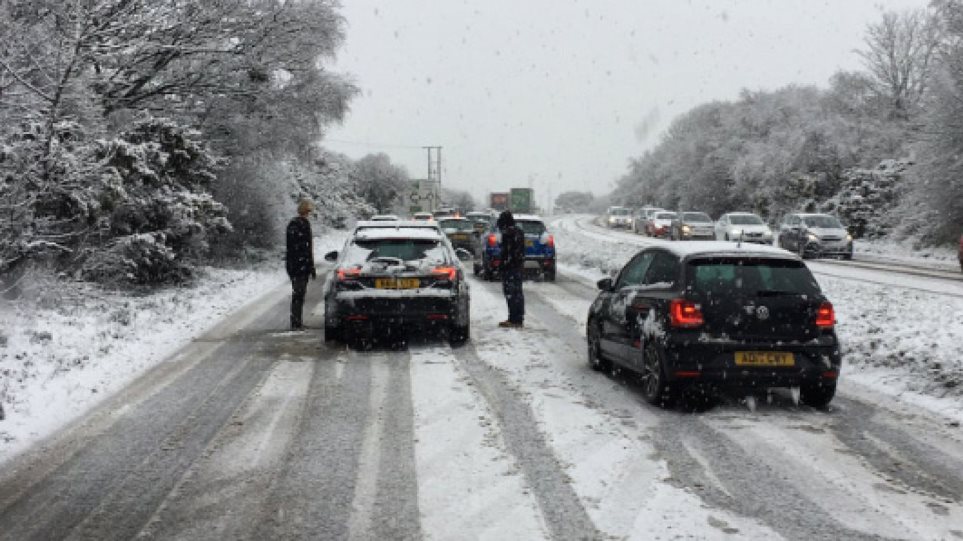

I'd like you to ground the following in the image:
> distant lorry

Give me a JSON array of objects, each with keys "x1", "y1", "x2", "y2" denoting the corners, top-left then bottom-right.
[
  {"x1": 509, "y1": 188, "x2": 534, "y2": 214},
  {"x1": 490, "y1": 192, "x2": 509, "y2": 211}
]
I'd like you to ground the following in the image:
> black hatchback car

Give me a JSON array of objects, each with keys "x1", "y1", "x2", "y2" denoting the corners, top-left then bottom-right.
[
  {"x1": 323, "y1": 225, "x2": 471, "y2": 346},
  {"x1": 586, "y1": 242, "x2": 840, "y2": 408}
]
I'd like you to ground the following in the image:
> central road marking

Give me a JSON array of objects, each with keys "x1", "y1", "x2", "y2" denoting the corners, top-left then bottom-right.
[{"x1": 346, "y1": 354, "x2": 389, "y2": 541}]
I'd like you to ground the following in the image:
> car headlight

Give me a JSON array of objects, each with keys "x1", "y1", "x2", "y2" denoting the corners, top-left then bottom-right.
[
  {"x1": 683, "y1": 225, "x2": 691, "y2": 233},
  {"x1": 807, "y1": 233, "x2": 819, "y2": 242},
  {"x1": 846, "y1": 234, "x2": 853, "y2": 242},
  {"x1": 763, "y1": 230, "x2": 772, "y2": 238},
  {"x1": 731, "y1": 228, "x2": 743, "y2": 237}
]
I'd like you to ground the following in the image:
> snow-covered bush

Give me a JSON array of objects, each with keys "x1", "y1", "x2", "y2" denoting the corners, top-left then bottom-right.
[{"x1": 820, "y1": 160, "x2": 907, "y2": 239}]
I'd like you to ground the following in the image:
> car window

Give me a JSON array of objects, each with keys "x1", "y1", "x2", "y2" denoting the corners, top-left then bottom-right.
[
  {"x1": 642, "y1": 252, "x2": 679, "y2": 286},
  {"x1": 729, "y1": 214, "x2": 764, "y2": 225},
  {"x1": 687, "y1": 258, "x2": 821, "y2": 297},
  {"x1": 344, "y1": 238, "x2": 448, "y2": 266},
  {"x1": 655, "y1": 212, "x2": 676, "y2": 220},
  {"x1": 439, "y1": 219, "x2": 474, "y2": 232},
  {"x1": 803, "y1": 215, "x2": 843, "y2": 228},
  {"x1": 616, "y1": 252, "x2": 654, "y2": 288},
  {"x1": 516, "y1": 220, "x2": 546, "y2": 235},
  {"x1": 682, "y1": 212, "x2": 712, "y2": 223}
]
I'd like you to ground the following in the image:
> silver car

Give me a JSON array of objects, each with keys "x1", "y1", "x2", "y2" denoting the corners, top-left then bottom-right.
[{"x1": 715, "y1": 212, "x2": 774, "y2": 244}]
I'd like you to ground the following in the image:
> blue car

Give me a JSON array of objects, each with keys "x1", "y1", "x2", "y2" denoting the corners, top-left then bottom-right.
[{"x1": 474, "y1": 215, "x2": 556, "y2": 281}]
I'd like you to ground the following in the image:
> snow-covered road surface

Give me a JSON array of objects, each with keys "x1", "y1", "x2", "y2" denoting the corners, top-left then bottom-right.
[{"x1": 1, "y1": 224, "x2": 962, "y2": 538}]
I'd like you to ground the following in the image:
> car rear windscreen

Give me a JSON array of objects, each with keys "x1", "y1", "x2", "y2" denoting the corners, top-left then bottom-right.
[
  {"x1": 439, "y1": 220, "x2": 474, "y2": 232},
  {"x1": 611, "y1": 208, "x2": 631, "y2": 215},
  {"x1": 687, "y1": 258, "x2": 821, "y2": 298},
  {"x1": 517, "y1": 221, "x2": 546, "y2": 235},
  {"x1": 655, "y1": 212, "x2": 676, "y2": 220},
  {"x1": 803, "y1": 215, "x2": 843, "y2": 228},
  {"x1": 345, "y1": 239, "x2": 447, "y2": 265}
]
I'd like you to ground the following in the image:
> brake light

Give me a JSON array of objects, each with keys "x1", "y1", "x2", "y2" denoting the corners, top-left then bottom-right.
[
  {"x1": 547, "y1": 234, "x2": 555, "y2": 248},
  {"x1": 815, "y1": 301, "x2": 835, "y2": 328},
  {"x1": 432, "y1": 266, "x2": 458, "y2": 281},
  {"x1": 669, "y1": 299, "x2": 704, "y2": 328},
  {"x1": 487, "y1": 234, "x2": 497, "y2": 247},
  {"x1": 337, "y1": 267, "x2": 361, "y2": 281}
]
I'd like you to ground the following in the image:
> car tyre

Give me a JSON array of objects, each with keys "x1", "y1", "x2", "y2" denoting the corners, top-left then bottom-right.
[
  {"x1": 586, "y1": 321, "x2": 611, "y2": 372},
  {"x1": 800, "y1": 380, "x2": 836, "y2": 409},
  {"x1": 324, "y1": 324, "x2": 340, "y2": 343},
  {"x1": 544, "y1": 268, "x2": 556, "y2": 282},
  {"x1": 449, "y1": 322, "x2": 470, "y2": 347},
  {"x1": 640, "y1": 342, "x2": 673, "y2": 406}
]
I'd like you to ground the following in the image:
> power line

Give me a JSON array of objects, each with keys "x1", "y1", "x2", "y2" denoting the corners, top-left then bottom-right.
[{"x1": 322, "y1": 137, "x2": 442, "y2": 150}]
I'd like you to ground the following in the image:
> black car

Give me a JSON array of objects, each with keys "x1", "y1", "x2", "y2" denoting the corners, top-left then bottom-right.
[
  {"x1": 586, "y1": 242, "x2": 841, "y2": 408},
  {"x1": 438, "y1": 217, "x2": 479, "y2": 253},
  {"x1": 323, "y1": 226, "x2": 471, "y2": 346}
]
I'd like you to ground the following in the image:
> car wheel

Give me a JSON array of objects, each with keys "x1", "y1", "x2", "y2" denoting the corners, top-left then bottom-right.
[
  {"x1": 842, "y1": 253, "x2": 853, "y2": 261},
  {"x1": 640, "y1": 343, "x2": 673, "y2": 406},
  {"x1": 798, "y1": 242, "x2": 808, "y2": 259},
  {"x1": 800, "y1": 380, "x2": 836, "y2": 409},
  {"x1": 544, "y1": 268, "x2": 556, "y2": 282},
  {"x1": 473, "y1": 262, "x2": 481, "y2": 275},
  {"x1": 449, "y1": 322, "x2": 470, "y2": 347},
  {"x1": 586, "y1": 321, "x2": 611, "y2": 372},
  {"x1": 724, "y1": 233, "x2": 729, "y2": 241},
  {"x1": 324, "y1": 324, "x2": 340, "y2": 343}
]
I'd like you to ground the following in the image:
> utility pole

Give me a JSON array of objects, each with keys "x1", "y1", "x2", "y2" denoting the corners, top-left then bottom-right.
[{"x1": 423, "y1": 146, "x2": 442, "y2": 211}]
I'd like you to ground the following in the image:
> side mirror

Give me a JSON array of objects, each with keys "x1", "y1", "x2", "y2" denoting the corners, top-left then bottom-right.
[
  {"x1": 597, "y1": 277, "x2": 613, "y2": 291},
  {"x1": 455, "y1": 248, "x2": 473, "y2": 262},
  {"x1": 324, "y1": 251, "x2": 339, "y2": 262}
]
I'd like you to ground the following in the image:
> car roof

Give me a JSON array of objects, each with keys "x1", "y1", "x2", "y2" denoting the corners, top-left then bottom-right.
[
  {"x1": 353, "y1": 227, "x2": 444, "y2": 241},
  {"x1": 722, "y1": 212, "x2": 760, "y2": 216},
  {"x1": 512, "y1": 214, "x2": 543, "y2": 222},
  {"x1": 649, "y1": 241, "x2": 798, "y2": 260},
  {"x1": 355, "y1": 220, "x2": 440, "y2": 230},
  {"x1": 437, "y1": 216, "x2": 470, "y2": 221}
]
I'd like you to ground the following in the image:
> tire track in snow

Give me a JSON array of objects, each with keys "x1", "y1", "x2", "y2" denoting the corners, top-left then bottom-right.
[{"x1": 450, "y1": 343, "x2": 602, "y2": 540}]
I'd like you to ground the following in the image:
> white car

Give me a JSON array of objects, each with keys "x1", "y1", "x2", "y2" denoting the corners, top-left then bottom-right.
[
  {"x1": 715, "y1": 212, "x2": 774, "y2": 244},
  {"x1": 370, "y1": 214, "x2": 400, "y2": 221},
  {"x1": 605, "y1": 206, "x2": 633, "y2": 229}
]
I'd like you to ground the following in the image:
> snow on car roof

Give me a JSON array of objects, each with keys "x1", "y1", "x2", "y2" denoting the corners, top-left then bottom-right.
[
  {"x1": 355, "y1": 220, "x2": 440, "y2": 229},
  {"x1": 657, "y1": 241, "x2": 798, "y2": 260},
  {"x1": 512, "y1": 214, "x2": 543, "y2": 222},
  {"x1": 353, "y1": 227, "x2": 444, "y2": 241}
]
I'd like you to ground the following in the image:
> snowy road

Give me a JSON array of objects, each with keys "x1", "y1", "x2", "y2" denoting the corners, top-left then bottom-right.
[{"x1": 1, "y1": 230, "x2": 963, "y2": 538}]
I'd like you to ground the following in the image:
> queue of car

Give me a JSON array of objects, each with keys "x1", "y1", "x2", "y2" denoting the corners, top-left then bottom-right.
[
  {"x1": 321, "y1": 207, "x2": 846, "y2": 410},
  {"x1": 617, "y1": 206, "x2": 854, "y2": 260}
]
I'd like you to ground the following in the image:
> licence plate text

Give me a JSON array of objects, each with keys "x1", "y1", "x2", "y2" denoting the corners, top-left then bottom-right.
[
  {"x1": 734, "y1": 351, "x2": 795, "y2": 367},
  {"x1": 374, "y1": 278, "x2": 420, "y2": 289}
]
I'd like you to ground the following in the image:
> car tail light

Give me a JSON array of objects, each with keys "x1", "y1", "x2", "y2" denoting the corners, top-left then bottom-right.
[
  {"x1": 487, "y1": 234, "x2": 497, "y2": 247},
  {"x1": 337, "y1": 267, "x2": 361, "y2": 281},
  {"x1": 669, "y1": 299, "x2": 704, "y2": 328},
  {"x1": 546, "y1": 234, "x2": 555, "y2": 248},
  {"x1": 432, "y1": 266, "x2": 458, "y2": 281},
  {"x1": 815, "y1": 301, "x2": 835, "y2": 328}
]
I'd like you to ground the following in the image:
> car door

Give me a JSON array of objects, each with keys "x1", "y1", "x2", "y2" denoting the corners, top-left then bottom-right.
[
  {"x1": 624, "y1": 251, "x2": 680, "y2": 369},
  {"x1": 601, "y1": 251, "x2": 654, "y2": 364}
]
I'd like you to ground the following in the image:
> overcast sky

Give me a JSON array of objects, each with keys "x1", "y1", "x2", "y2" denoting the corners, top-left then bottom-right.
[{"x1": 324, "y1": 0, "x2": 928, "y2": 208}]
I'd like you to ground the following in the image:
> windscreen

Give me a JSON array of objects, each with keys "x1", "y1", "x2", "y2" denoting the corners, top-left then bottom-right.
[
  {"x1": 655, "y1": 212, "x2": 677, "y2": 220},
  {"x1": 517, "y1": 221, "x2": 547, "y2": 235},
  {"x1": 687, "y1": 258, "x2": 821, "y2": 298},
  {"x1": 344, "y1": 238, "x2": 448, "y2": 267},
  {"x1": 729, "y1": 214, "x2": 764, "y2": 225},
  {"x1": 439, "y1": 219, "x2": 474, "y2": 232},
  {"x1": 803, "y1": 215, "x2": 844, "y2": 228},
  {"x1": 611, "y1": 208, "x2": 631, "y2": 216},
  {"x1": 682, "y1": 212, "x2": 712, "y2": 223}
]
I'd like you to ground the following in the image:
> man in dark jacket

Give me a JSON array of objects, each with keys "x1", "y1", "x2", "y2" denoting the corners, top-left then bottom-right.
[
  {"x1": 497, "y1": 210, "x2": 525, "y2": 328},
  {"x1": 286, "y1": 199, "x2": 316, "y2": 330}
]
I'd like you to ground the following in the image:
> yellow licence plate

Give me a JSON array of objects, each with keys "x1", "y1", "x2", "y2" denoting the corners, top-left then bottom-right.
[
  {"x1": 525, "y1": 240, "x2": 534, "y2": 247},
  {"x1": 374, "y1": 278, "x2": 420, "y2": 289},
  {"x1": 451, "y1": 233, "x2": 469, "y2": 241},
  {"x1": 734, "y1": 351, "x2": 795, "y2": 367}
]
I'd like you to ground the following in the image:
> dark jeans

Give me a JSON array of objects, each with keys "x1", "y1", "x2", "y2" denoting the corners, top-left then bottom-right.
[
  {"x1": 290, "y1": 274, "x2": 309, "y2": 328},
  {"x1": 502, "y1": 268, "x2": 524, "y2": 324}
]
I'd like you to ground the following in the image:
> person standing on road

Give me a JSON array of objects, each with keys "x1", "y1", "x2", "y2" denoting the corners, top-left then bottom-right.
[
  {"x1": 497, "y1": 210, "x2": 525, "y2": 328},
  {"x1": 286, "y1": 199, "x2": 316, "y2": 330}
]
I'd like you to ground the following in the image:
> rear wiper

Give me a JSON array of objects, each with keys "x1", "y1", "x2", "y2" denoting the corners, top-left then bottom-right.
[{"x1": 756, "y1": 289, "x2": 801, "y2": 297}]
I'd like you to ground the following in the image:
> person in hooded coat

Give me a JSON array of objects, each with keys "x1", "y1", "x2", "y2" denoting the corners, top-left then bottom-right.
[
  {"x1": 286, "y1": 199, "x2": 316, "y2": 330},
  {"x1": 496, "y1": 210, "x2": 525, "y2": 328}
]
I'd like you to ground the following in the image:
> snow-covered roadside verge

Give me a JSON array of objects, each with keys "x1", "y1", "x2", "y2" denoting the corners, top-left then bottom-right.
[
  {"x1": 548, "y1": 215, "x2": 963, "y2": 423},
  {"x1": 0, "y1": 232, "x2": 347, "y2": 461}
]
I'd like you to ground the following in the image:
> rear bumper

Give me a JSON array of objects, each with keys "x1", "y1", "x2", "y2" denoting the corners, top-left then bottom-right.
[
  {"x1": 660, "y1": 336, "x2": 842, "y2": 387},
  {"x1": 327, "y1": 293, "x2": 463, "y2": 328}
]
